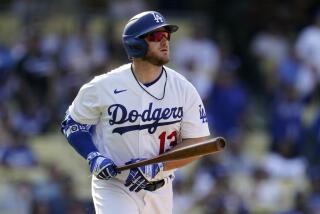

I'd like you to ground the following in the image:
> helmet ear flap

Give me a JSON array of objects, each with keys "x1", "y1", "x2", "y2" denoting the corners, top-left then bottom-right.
[{"x1": 122, "y1": 36, "x2": 148, "y2": 58}]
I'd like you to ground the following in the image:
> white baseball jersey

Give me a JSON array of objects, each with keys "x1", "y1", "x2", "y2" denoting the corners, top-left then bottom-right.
[
  {"x1": 68, "y1": 63, "x2": 210, "y2": 214},
  {"x1": 68, "y1": 63, "x2": 210, "y2": 179}
]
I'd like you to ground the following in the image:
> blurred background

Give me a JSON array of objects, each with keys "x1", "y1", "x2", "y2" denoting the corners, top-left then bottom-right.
[{"x1": 0, "y1": 0, "x2": 320, "y2": 213}]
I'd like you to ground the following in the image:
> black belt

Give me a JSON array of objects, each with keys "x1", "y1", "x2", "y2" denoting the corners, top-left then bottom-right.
[
  {"x1": 144, "y1": 175, "x2": 173, "y2": 191},
  {"x1": 144, "y1": 179, "x2": 165, "y2": 191}
]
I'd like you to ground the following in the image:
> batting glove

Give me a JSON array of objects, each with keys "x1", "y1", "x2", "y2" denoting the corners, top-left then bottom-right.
[
  {"x1": 125, "y1": 158, "x2": 164, "y2": 192},
  {"x1": 87, "y1": 152, "x2": 118, "y2": 180}
]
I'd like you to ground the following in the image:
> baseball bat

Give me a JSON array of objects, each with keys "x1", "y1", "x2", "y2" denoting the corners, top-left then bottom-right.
[{"x1": 117, "y1": 137, "x2": 226, "y2": 171}]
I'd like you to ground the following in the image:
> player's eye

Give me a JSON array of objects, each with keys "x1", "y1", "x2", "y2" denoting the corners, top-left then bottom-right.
[{"x1": 144, "y1": 31, "x2": 170, "y2": 42}]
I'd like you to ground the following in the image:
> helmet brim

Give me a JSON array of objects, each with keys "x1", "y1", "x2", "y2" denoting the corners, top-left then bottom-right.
[{"x1": 164, "y1": 24, "x2": 179, "y2": 33}]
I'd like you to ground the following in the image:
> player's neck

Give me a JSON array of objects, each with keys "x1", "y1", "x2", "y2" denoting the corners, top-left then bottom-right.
[{"x1": 131, "y1": 61, "x2": 162, "y2": 84}]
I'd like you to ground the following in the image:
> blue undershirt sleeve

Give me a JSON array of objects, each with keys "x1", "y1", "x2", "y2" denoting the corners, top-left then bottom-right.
[{"x1": 61, "y1": 115, "x2": 98, "y2": 159}]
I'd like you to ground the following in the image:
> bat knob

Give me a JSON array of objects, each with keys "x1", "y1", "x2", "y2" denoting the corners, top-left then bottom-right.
[{"x1": 217, "y1": 137, "x2": 226, "y2": 150}]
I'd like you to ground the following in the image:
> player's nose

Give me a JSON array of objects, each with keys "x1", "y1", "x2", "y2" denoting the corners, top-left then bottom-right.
[{"x1": 160, "y1": 37, "x2": 169, "y2": 46}]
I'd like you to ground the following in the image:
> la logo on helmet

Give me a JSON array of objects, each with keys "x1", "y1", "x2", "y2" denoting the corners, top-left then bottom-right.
[{"x1": 152, "y1": 12, "x2": 163, "y2": 23}]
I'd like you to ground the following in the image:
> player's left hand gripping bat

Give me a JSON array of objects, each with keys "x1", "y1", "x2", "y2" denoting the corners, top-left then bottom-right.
[{"x1": 117, "y1": 137, "x2": 226, "y2": 171}]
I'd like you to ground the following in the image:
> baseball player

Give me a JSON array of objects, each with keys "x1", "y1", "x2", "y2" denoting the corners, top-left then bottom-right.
[{"x1": 61, "y1": 11, "x2": 210, "y2": 214}]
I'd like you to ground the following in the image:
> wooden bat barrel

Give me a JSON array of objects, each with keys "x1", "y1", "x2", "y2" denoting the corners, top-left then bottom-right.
[{"x1": 117, "y1": 137, "x2": 226, "y2": 171}]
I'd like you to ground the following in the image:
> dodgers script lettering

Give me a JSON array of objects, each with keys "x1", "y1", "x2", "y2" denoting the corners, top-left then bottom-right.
[{"x1": 107, "y1": 103, "x2": 183, "y2": 135}]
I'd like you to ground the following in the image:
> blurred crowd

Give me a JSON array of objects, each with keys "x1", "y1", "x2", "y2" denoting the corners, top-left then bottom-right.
[{"x1": 0, "y1": 0, "x2": 320, "y2": 213}]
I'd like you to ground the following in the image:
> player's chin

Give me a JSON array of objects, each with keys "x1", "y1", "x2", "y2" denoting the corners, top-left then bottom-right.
[
  {"x1": 152, "y1": 59, "x2": 169, "y2": 66},
  {"x1": 159, "y1": 57, "x2": 170, "y2": 66},
  {"x1": 160, "y1": 52, "x2": 170, "y2": 62},
  {"x1": 144, "y1": 53, "x2": 169, "y2": 66}
]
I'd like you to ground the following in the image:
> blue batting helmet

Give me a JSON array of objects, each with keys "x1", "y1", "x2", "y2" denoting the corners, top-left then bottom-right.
[{"x1": 122, "y1": 11, "x2": 179, "y2": 59}]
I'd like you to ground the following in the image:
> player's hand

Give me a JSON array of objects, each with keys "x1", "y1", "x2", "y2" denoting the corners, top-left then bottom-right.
[
  {"x1": 124, "y1": 158, "x2": 164, "y2": 192},
  {"x1": 87, "y1": 152, "x2": 119, "y2": 180}
]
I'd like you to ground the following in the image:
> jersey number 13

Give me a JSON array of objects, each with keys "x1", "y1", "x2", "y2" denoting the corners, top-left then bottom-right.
[{"x1": 158, "y1": 131, "x2": 177, "y2": 154}]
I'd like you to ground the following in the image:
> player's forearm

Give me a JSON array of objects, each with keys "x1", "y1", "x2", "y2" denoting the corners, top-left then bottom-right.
[
  {"x1": 163, "y1": 136, "x2": 209, "y2": 171},
  {"x1": 61, "y1": 115, "x2": 98, "y2": 159},
  {"x1": 163, "y1": 156, "x2": 199, "y2": 171}
]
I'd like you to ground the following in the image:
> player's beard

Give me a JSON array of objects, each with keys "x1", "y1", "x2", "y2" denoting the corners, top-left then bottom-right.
[{"x1": 143, "y1": 52, "x2": 170, "y2": 66}]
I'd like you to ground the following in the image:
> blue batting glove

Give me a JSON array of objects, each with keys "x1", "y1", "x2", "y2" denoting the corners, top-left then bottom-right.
[
  {"x1": 125, "y1": 158, "x2": 164, "y2": 192},
  {"x1": 87, "y1": 152, "x2": 118, "y2": 180}
]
